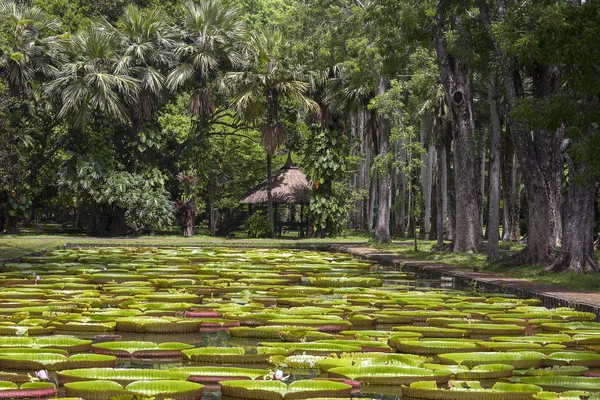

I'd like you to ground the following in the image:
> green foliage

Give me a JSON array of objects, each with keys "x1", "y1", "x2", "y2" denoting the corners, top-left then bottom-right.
[
  {"x1": 304, "y1": 125, "x2": 349, "y2": 237},
  {"x1": 59, "y1": 156, "x2": 173, "y2": 233},
  {"x1": 245, "y1": 212, "x2": 272, "y2": 238},
  {"x1": 309, "y1": 185, "x2": 350, "y2": 238},
  {"x1": 6, "y1": 191, "x2": 32, "y2": 219}
]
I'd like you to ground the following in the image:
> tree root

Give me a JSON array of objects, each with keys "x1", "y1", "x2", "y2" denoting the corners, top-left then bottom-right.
[
  {"x1": 497, "y1": 246, "x2": 559, "y2": 268},
  {"x1": 547, "y1": 253, "x2": 599, "y2": 274}
]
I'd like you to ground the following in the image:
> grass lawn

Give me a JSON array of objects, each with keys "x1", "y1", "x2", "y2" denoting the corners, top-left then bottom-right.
[
  {"x1": 0, "y1": 233, "x2": 370, "y2": 260},
  {"x1": 2, "y1": 233, "x2": 599, "y2": 293}
]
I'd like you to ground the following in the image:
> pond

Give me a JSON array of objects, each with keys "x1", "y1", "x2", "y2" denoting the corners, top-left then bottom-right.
[{"x1": 0, "y1": 246, "x2": 599, "y2": 400}]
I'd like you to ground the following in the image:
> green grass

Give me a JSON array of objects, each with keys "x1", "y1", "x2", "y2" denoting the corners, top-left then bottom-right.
[{"x1": 0, "y1": 233, "x2": 369, "y2": 261}]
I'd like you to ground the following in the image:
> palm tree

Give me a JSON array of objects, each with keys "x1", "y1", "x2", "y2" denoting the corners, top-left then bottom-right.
[
  {"x1": 225, "y1": 28, "x2": 317, "y2": 237},
  {"x1": 45, "y1": 25, "x2": 139, "y2": 130},
  {"x1": 0, "y1": 1, "x2": 62, "y2": 97},
  {"x1": 113, "y1": 5, "x2": 175, "y2": 136},
  {"x1": 167, "y1": 0, "x2": 244, "y2": 119}
]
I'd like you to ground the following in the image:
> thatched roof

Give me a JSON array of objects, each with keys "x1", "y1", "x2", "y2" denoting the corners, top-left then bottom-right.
[{"x1": 239, "y1": 156, "x2": 311, "y2": 205}]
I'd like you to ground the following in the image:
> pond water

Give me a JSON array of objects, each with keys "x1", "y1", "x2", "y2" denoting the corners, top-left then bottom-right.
[{"x1": 1, "y1": 247, "x2": 599, "y2": 400}]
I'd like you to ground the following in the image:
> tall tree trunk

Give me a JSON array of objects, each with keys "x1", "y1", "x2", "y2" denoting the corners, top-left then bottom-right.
[
  {"x1": 359, "y1": 108, "x2": 371, "y2": 231},
  {"x1": 509, "y1": 155, "x2": 521, "y2": 241},
  {"x1": 266, "y1": 154, "x2": 275, "y2": 238},
  {"x1": 420, "y1": 118, "x2": 434, "y2": 238},
  {"x1": 398, "y1": 137, "x2": 407, "y2": 237},
  {"x1": 532, "y1": 64, "x2": 564, "y2": 248},
  {"x1": 368, "y1": 170, "x2": 377, "y2": 231},
  {"x1": 429, "y1": 149, "x2": 438, "y2": 241},
  {"x1": 436, "y1": 134, "x2": 445, "y2": 247},
  {"x1": 505, "y1": 69, "x2": 561, "y2": 265},
  {"x1": 480, "y1": 0, "x2": 562, "y2": 265},
  {"x1": 434, "y1": 9, "x2": 481, "y2": 252},
  {"x1": 487, "y1": 72, "x2": 502, "y2": 261},
  {"x1": 549, "y1": 155, "x2": 598, "y2": 273},
  {"x1": 375, "y1": 75, "x2": 391, "y2": 243},
  {"x1": 479, "y1": 146, "x2": 487, "y2": 237},
  {"x1": 501, "y1": 125, "x2": 520, "y2": 242},
  {"x1": 444, "y1": 123, "x2": 455, "y2": 241},
  {"x1": 183, "y1": 199, "x2": 195, "y2": 237}
]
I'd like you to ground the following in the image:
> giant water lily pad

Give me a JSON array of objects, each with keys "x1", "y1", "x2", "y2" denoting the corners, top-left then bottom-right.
[
  {"x1": 533, "y1": 391, "x2": 600, "y2": 399},
  {"x1": 0, "y1": 381, "x2": 57, "y2": 399},
  {"x1": 388, "y1": 339, "x2": 481, "y2": 354},
  {"x1": 402, "y1": 380, "x2": 542, "y2": 400},
  {"x1": 183, "y1": 347, "x2": 289, "y2": 363},
  {"x1": 170, "y1": 367, "x2": 268, "y2": 382},
  {"x1": 258, "y1": 342, "x2": 363, "y2": 355},
  {"x1": 328, "y1": 365, "x2": 451, "y2": 385},
  {"x1": 115, "y1": 317, "x2": 202, "y2": 333},
  {"x1": 63, "y1": 380, "x2": 125, "y2": 399},
  {"x1": 424, "y1": 364, "x2": 514, "y2": 380},
  {"x1": 57, "y1": 368, "x2": 190, "y2": 385},
  {"x1": 126, "y1": 380, "x2": 203, "y2": 400},
  {"x1": 438, "y1": 352, "x2": 547, "y2": 369},
  {"x1": 220, "y1": 379, "x2": 352, "y2": 399},
  {"x1": 316, "y1": 353, "x2": 429, "y2": 371},
  {"x1": 545, "y1": 352, "x2": 600, "y2": 368},
  {"x1": 91, "y1": 341, "x2": 193, "y2": 357},
  {"x1": 512, "y1": 376, "x2": 600, "y2": 392},
  {"x1": 0, "y1": 352, "x2": 115, "y2": 370}
]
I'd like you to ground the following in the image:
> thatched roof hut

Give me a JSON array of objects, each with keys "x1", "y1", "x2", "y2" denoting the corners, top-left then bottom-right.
[{"x1": 239, "y1": 156, "x2": 311, "y2": 205}]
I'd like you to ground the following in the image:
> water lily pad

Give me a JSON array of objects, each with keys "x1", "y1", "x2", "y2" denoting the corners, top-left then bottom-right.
[
  {"x1": 91, "y1": 341, "x2": 193, "y2": 357},
  {"x1": 512, "y1": 376, "x2": 600, "y2": 392},
  {"x1": 438, "y1": 352, "x2": 546, "y2": 369},
  {"x1": 171, "y1": 367, "x2": 268, "y2": 382},
  {"x1": 126, "y1": 379, "x2": 203, "y2": 400},
  {"x1": 388, "y1": 338, "x2": 481, "y2": 354},
  {"x1": 220, "y1": 379, "x2": 352, "y2": 399},
  {"x1": 57, "y1": 368, "x2": 190, "y2": 385},
  {"x1": 328, "y1": 365, "x2": 451, "y2": 385},
  {"x1": 402, "y1": 380, "x2": 542, "y2": 400},
  {"x1": 0, "y1": 381, "x2": 57, "y2": 399}
]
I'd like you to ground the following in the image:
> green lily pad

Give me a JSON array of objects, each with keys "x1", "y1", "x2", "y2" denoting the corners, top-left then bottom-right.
[
  {"x1": 402, "y1": 380, "x2": 542, "y2": 400},
  {"x1": 221, "y1": 379, "x2": 352, "y2": 399},
  {"x1": 438, "y1": 352, "x2": 547, "y2": 369},
  {"x1": 328, "y1": 365, "x2": 451, "y2": 385}
]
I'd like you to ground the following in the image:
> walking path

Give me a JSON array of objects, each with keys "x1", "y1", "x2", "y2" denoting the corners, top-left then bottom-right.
[{"x1": 331, "y1": 244, "x2": 600, "y2": 320}]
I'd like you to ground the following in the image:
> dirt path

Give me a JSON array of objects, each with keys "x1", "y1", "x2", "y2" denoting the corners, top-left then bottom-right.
[{"x1": 332, "y1": 244, "x2": 600, "y2": 320}]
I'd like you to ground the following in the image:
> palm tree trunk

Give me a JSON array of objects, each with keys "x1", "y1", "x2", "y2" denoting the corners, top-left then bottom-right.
[{"x1": 267, "y1": 153, "x2": 275, "y2": 238}]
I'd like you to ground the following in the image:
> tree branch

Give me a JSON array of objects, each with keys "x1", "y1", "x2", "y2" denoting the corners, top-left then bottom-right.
[{"x1": 353, "y1": 0, "x2": 366, "y2": 9}]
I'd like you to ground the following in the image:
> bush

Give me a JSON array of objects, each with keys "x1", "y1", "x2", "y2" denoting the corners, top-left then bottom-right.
[{"x1": 246, "y1": 212, "x2": 272, "y2": 238}]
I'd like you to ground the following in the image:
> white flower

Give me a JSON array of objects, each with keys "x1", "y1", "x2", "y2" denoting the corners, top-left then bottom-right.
[
  {"x1": 273, "y1": 370, "x2": 289, "y2": 381},
  {"x1": 35, "y1": 370, "x2": 49, "y2": 380}
]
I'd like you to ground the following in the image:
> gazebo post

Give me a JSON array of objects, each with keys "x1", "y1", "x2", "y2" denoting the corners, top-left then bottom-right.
[
  {"x1": 274, "y1": 203, "x2": 280, "y2": 237},
  {"x1": 300, "y1": 204, "x2": 305, "y2": 238}
]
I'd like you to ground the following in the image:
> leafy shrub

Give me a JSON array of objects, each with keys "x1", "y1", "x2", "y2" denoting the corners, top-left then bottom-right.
[{"x1": 246, "y1": 212, "x2": 272, "y2": 238}]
